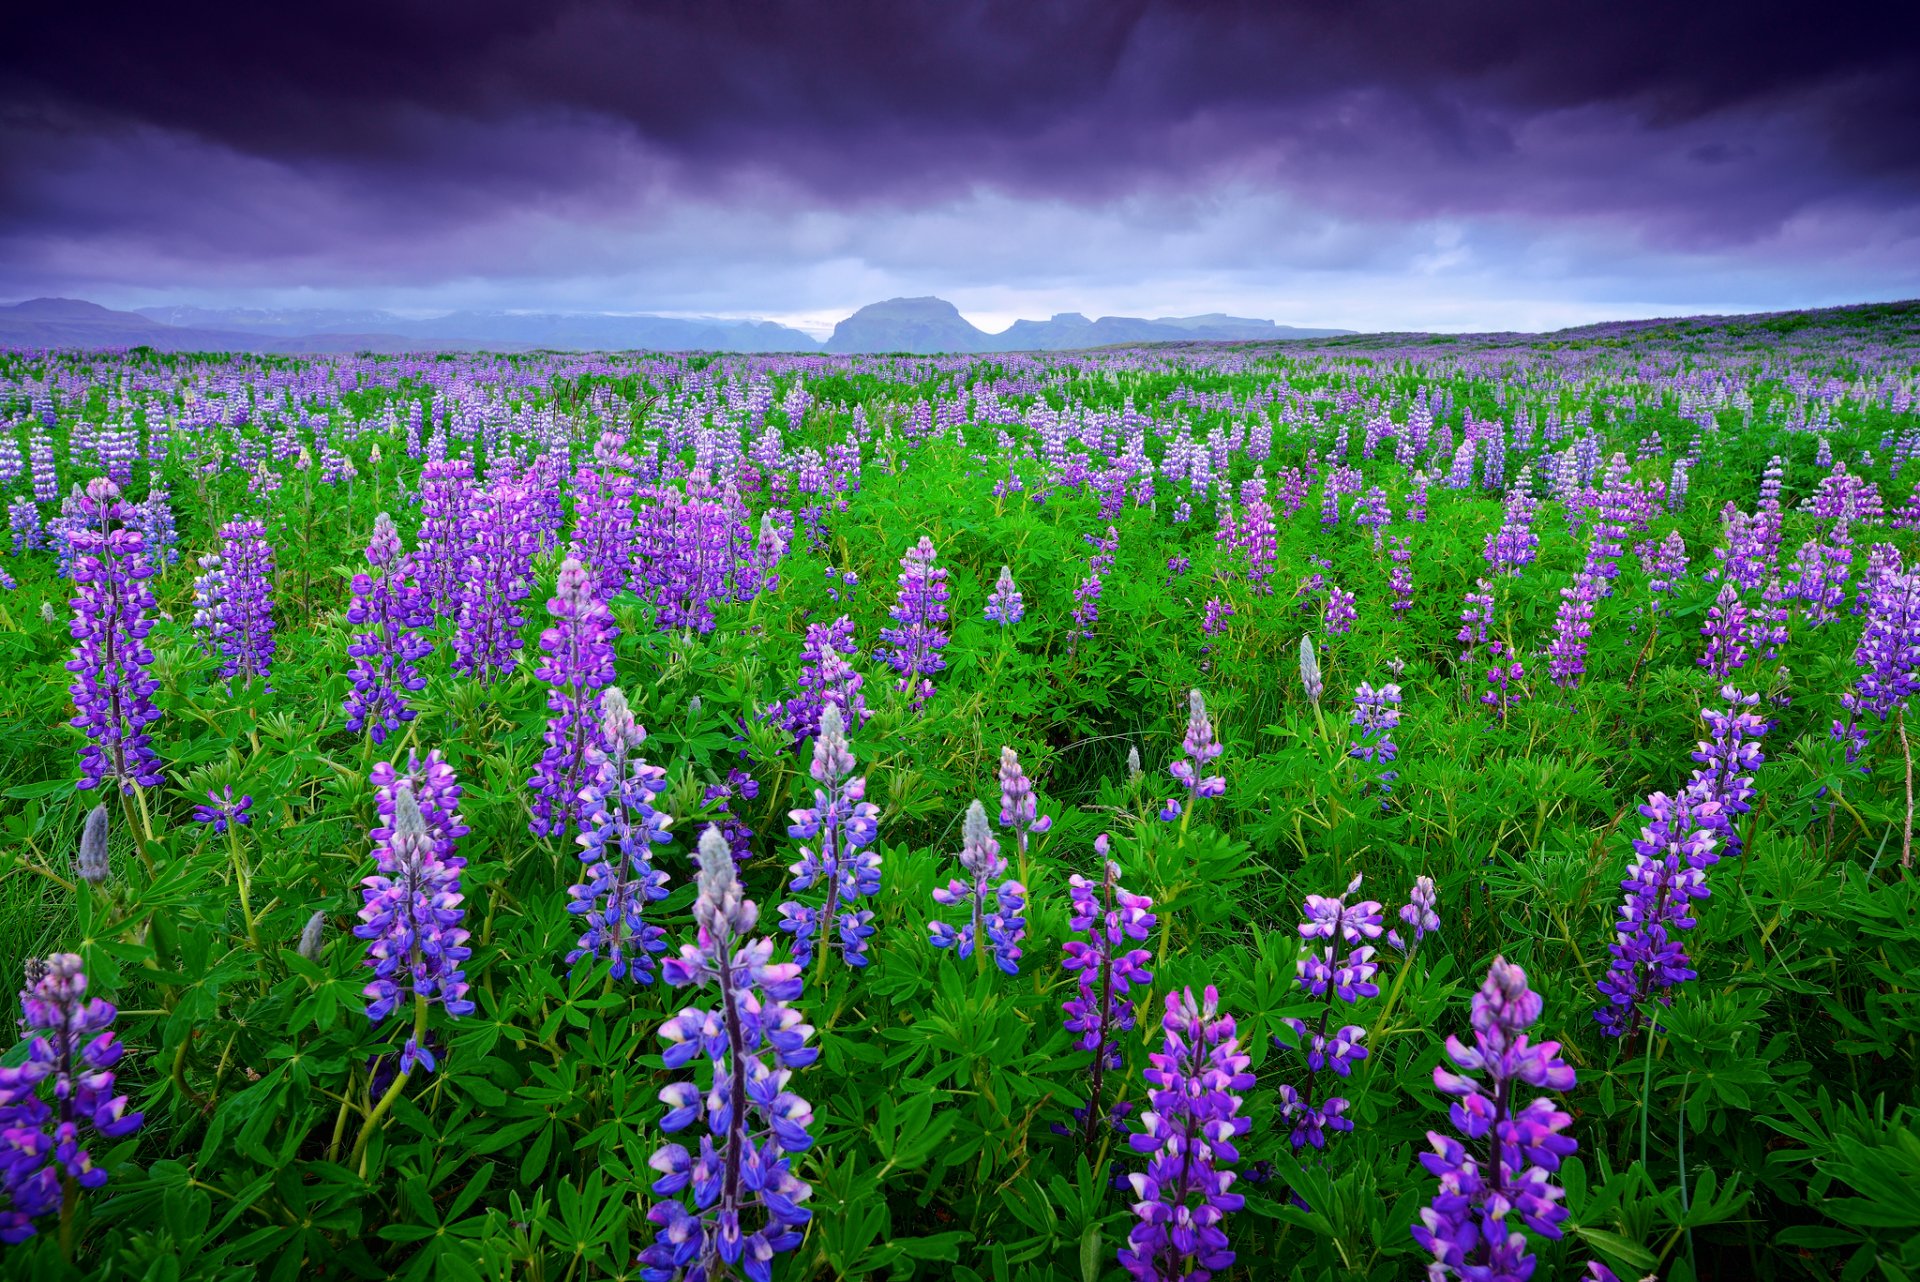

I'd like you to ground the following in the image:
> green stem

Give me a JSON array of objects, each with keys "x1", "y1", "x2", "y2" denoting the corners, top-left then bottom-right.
[{"x1": 351, "y1": 995, "x2": 427, "y2": 1173}]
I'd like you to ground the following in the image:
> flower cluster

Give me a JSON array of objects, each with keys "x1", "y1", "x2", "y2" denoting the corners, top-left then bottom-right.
[
  {"x1": 1162, "y1": 689, "x2": 1225, "y2": 821},
  {"x1": 1348, "y1": 681, "x2": 1403, "y2": 799},
  {"x1": 766, "y1": 615, "x2": 868, "y2": 748},
  {"x1": 566, "y1": 689, "x2": 674, "y2": 983},
  {"x1": 344, "y1": 513, "x2": 432, "y2": 744},
  {"x1": 528, "y1": 556, "x2": 620, "y2": 839},
  {"x1": 929, "y1": 800, "x2": 1028, "y2": 974},
  {"x1": 66, "y1": 478, "x2": 163, "y2": 794},
  {"x1": 778, "y1": 704, "x2": 882, "y2": 971},
  {"x1": 879, "y1": 535, "x2": 950, "y2": 711},
  {"x1": 1413, "y1": 957, "x2": 1578, "y2": 1282},
  {"x1": 984, "y1": 564, "x2": 1024, "y2": 625},
  {"x1": 0, "y1": 954, "x2": 144, "y2": 1243},
  {"x1": 1276, "y1": 876, "x2": 1381, "y2": 1151},
  {"x1": 996, "y1": 745, "x2": 1052, "y2": 860},
  {"x1": 192, "y1": 785, "x2": 254, "y2": 833},
  {"x1": 1062, "y1": 843, "x2": 1155, "y2": 1148},
  {"x1": 1120, "y1": 986, "x2": 1253, "y2": 1282},
  {"x1": 356, "y1": 752, "x2": 474, "y2": 1074},
  {"x1": 1388, "y1": 875, "x2": 1441, "y2": 955},
  {"x1": 642, "y1": 827, "x2": 816, "y2": 1282}
]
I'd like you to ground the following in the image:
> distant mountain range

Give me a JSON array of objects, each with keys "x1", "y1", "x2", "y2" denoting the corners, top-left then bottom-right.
[{"x1": 0, "y1": 295, "x2": 1352, "y2": 355}]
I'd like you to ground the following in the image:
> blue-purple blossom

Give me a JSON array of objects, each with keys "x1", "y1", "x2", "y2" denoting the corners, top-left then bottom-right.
[
  {"x1": 566, "y1": 689, "x2": 674, "y2": 983},
  {"x1": 984, "y1": 564, "x2": 1024, "y2": 625},
  {"x1": 778, "y1": 704, "x2": 882, "y2": 972},
  {"x1": 1062, "y1": 841, "x2": 1154, "y2": 1150},
  {"x1": 356, "y1": 752, "x2": 474, "y2": 1075},
  {"x1": 766, "y1": 615, "x2": 868, "y2": 748},
  {"x1": 192, "y1": 786, "x2": 254, "y2": 833},
  {"x1": 66, "y1": 478, "x2": 163, "y2": 794},
  {"x1": 1162, "y1": 689, "x2": 1225, "y2": 821},
  {"x1": 344, "y1": 513, "x2": 432, "y2": 745},
  {"x1": 0, "y1": 954, "x2": 144, "y2": 1243},
  {"x1": 996, "y1": 745, "x2": 1052, "y2": 860},
  {"x1": 879, "y1": 535, "x2": 950, "y2": 711},
  {"x1": 1388, "y1": 875, "x2": 1440, "y2": 954},
  {"x1": 1119, "y1": 986, "x2": 1252, "y2": 1282},
  {"x1": 1276, "y1": 876, "x2": 1381, "y2": 1152},
  {"x1": 528, "y1": 556, "x2": 620, "y2": 839},
  {"x1": 641, "y1": 827, "x2": 816, "y2": 1282},
  {"x1": 1413, "y1": 957, "x2": 1578, "y2": 1282},
  {"x1": 213, "y1": 516, "x2": 276, "y2": 688},
  {"x1": 929, "y1": 800, "x2": 1027, "y2": 975}
]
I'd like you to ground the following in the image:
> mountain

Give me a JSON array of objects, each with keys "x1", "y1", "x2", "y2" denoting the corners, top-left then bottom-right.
[
  {"x1": 133, "y1": 305, "x2": 823, "y2": 352},
  {"x1": 7, "y1": 295, "x2": 1350, "y2": 355},
  {"x1": 825, "y1": 297, "x2": 1353, "y2": 353},
  {"x1": 825, "y1": 296, "x2": 994, "y2": 354}
]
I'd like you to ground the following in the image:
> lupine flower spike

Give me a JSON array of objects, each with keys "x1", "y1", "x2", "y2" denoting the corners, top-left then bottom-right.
[
  {"x1": 1276, "y1": 876, "x2": 1381, "y2": 1152},
  {"x1": 1413, "y1": 957, "x2": 1578, "y2": 1282},
  {"x1": 1120, "y1": 986, "x2": 1253, "y2": 1282},
  {"x1": 1062, "y1": 837, "x2": 1155, "y2": 1151},
  {"x1": 0, "y1": 954, "x2": 144, "y2": 1243},
  {"x1": 1162, "y1": 689, "x2": 1225, "y2": 822},
  {"x1": 778, "y1": 704, "x2": 882, "y2": 973},
  {"x1": 566, "y1": 688, "x2": 674, "y2": 983},
  {"x1": 929, "y1": 800, "x2": 1028, "y2": 974},
  {"x1": 641, "y1": 827, "x2": 817, "y2": 1282}
]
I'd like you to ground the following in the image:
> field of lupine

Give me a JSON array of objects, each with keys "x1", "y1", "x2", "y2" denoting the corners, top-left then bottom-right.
[{"x1": 2, "y1": 302, "x2": 1919, "y2": 1282}]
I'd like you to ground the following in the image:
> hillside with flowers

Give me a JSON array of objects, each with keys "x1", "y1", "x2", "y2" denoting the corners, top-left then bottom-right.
[{"x1": 2, "y1": 304, "x2": 1919, "y2": 1281}]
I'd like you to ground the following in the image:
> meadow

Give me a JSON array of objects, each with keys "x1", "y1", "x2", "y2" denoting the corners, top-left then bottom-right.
[{"x1": 1, "y1": 302, "x2": 1918, "y2": 1282}]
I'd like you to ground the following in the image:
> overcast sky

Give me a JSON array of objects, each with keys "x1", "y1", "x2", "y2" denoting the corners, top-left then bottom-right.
[{"x1": 3, "y1": 1, "x2": 1917, "y2": 335}]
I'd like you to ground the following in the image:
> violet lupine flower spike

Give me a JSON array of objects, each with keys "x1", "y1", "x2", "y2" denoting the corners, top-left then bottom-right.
[
  {"x1": 929, "y1": 799, "x2": 1028, "y2": 975},
  {"x1": 1276, "y1": 876, "x2": 1381, "y2": 1152},
  {"x1": 1062, "y1": 839, "x2": 1155, "y2": 1153},
  {"x1": 355, "y1": 759, "x2": 474, "y2": 1078},
  {"x1": 1388, "y1": 876, "x2": 1440, "y2": 954},
  {"x1": 642, "y1": 827, "x2": 817, "y2": 1282},
  {"x1": 879, "y1": 535, "x2": 950, "y2": 712},
  {"x1": 344, "y1": 513, "x2": 432, "y2": 745},
  {"x1": 1119, "y1": 986, "x2": 1253, "y2": 1282},
  {"x1": 996, "y1": 745, "x2": 1052, "y2": 863},
  {"x1": 778, "y1": 703, "x2": 882, "y2": 976},
  {"x1": 1413, "y1": 957, "x2": 1578, "y2": 1282},
  {"x1": 1162, "y1": 689, "x2": 1225, "y2": 823},
  {"x1": 213, "y1": 516, "x2": 276, "y2": 689},
  {"x1": 528, "y1": 556, "x2": 620, "y2": 839},
  {"x1": 984, "y1": 564, "x2": 1024, "y2": 625},
  {"x1": 0, "y1": 953, "x2": 145, "y2": 1243},
  {"x1": 66, "y1": 478, "x2": 163, "y2": 794},
  {"x1": 566, "y1": 688, "x2": 674, "y2": 983}
]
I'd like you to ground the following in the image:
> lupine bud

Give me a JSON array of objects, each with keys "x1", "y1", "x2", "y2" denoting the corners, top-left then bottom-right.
[
  {"x1": 1300, "y1": 635, "x2": 1323, "y2": 703},
  {"x1": 1127, "y1": 744, "x2": 1142, "y2": 781},
  {"x1": 299, "y1": 911, "x2": 326, "y2": 960},
  {"x1": 39, "y1": 600, "x2": 55, "y2": 625},
  {"x1": 687, "y1": 694, "x2": 702, "y2": 718},
  {"x1": 76, "y1": 803, "x2": 110, "y2": 883}
]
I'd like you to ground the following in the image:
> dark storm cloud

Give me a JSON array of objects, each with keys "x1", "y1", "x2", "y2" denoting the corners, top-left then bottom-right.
[{"x1": 0, "y1": 1, "x2": 1916, "y2": 321}]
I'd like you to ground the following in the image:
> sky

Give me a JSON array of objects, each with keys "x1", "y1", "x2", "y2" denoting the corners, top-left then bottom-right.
[{"x1": 2, "y1": 1, "x2": 1918, "y2": 336}]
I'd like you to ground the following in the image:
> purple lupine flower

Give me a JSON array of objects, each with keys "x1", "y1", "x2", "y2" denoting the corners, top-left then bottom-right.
[
  {"x1": 66, "y1": 478, "x2": 163, "y2": 794},
  {"x1": 1697, "y1": 582, "x2": 1751, "y2": 679},
  {"x1": 1593, "y1": 787, "x2": 1715, "y2": 1040},
  {"x1": 766, "y1": 614, "x2": 869, "y2": 748},
  {"x1": 1119, "y1": 986, "x2": 1252, "y2": 1282},
  {"x1": 1413, "y1": 957, "x2": 1578, "y2": 1282},
  {"x1": 1481, "y1": 641, "x2": 1527, "y2": 723},
  {"x1": 1276, "y1": 876, "x2": 1381, "y2": 1152},
  {"x1": 1547, "y1": 572, "x2": 1601, "y2": 690},
  {"x1": 344, "y1": 513, "x2": 432, "y2": 745},
  {"x1": 1457, "y1": 583, "x2": 1494, "y2": 657},
  {"x1": 984, "y1": 564, "x2": 1024, "y2": 625},
  {"x1": 778, "y1": 703, "x2": 882, "y2": 972},
  {"x1": 642, "y1": 827, "x2": 816, "y2": 1282},
  {"x1": 1484, "y1": 484, "x2": 1540, "y2": 576},
  {"x1": 701, "y1": 767, "x2": 761, "y2": 869},
  {"x1": 528, "y1": 556, "x2": 620, "y2": 839},
  {"x1": 1387, "y1": 876, "x2": 1440, "y2": 954},
  {"x1": 413, "y1": 458, "x2": 476, "y2": 622},
  {"x1": 1838, "y1": 562, "x2": 1920, "y2": 750},
  {"x1": 929, "y1": 800, "x2": 1027, "y2": 974},
  {"x1": 1389, "y1": 535, "x2": 1414, "y2": 613},
  {"x1": 1163, "y1": 689, "x2": 1225, "y2": 822},
  {"x1": 213, "y1": 516, "x2": 276, "y2": 688},
  {"x1": 1201, "y1": 596, "x2": 1234, "y2": 635},
  {"x1": 1323, "y1": 585, "x2": 1357, "y2": 635},
  {"x1": 879, "y1": 535, "x2": 950, "y2": 711},
  {"x1": 356, "y1": 754, "x2": 474, "y2": 1075},
  {"x1": 1348, "y1": 683, "x2": 1402, "y2": 800},
  {"x1": 192, "y1": 786, "x2": 254, "y2": 833},
  {"x1": 1687, "y1": 688, "x2": 1769, "y2": 861},
  {"x1": 1646, "y1": 530, "x2": 1689, "y2": 606},
  {"x1": 996, "y1": 745, "x2": 1052, "y2": 861},
  {"x1": 451, "y1": 479, "x2": 534, "y2": 684},
  {"x1": 0, "y1": 954, "x2": 144, "y2": 1243},
  {"x1": 566, "y1": 689, "x2": 674, "y2": 983},
  {"x1": 1062, "y1": 839, "x2": 1155, "y2": 1151}
]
